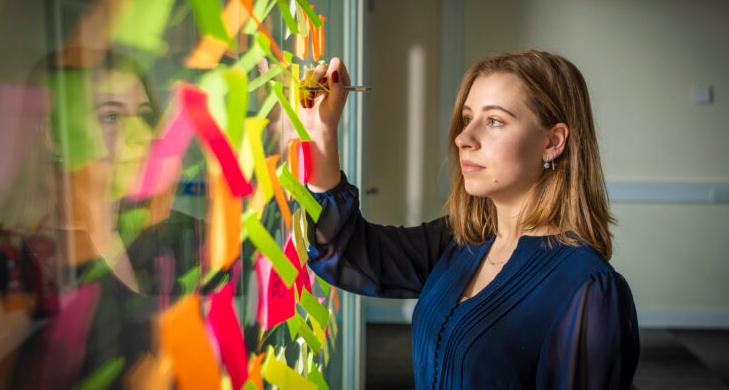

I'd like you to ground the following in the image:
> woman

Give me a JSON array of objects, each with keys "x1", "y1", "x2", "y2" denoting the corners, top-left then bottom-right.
[{"x1": 300, "y1": 50, "x2": 640, "y2": 389}]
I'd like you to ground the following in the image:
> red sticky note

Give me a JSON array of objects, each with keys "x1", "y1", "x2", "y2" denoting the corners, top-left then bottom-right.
[
  {"x1": 284, "y1": 235, "x2": 311, "y2": 298},
  {"x1": 209, "y1": 282, "x2": 248, "y2": 390},
  {"x1": 255, "y1": 255, "x2": 295, "y2": 330},
  {"x1": 179, "y1": 84, "x2": 252, "y2": 198},
  {"x1": 297, "y1": 140, "x2": 312, "y2": 184}
]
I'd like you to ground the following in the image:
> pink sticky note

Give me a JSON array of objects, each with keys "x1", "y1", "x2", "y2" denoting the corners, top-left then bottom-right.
[
  {"x1": 179, "y1": 84, "x2": 252, "y2": 197},
  {"x1": 255, "y1": 255, "x2": 296, "y2": 330},
  {"x1": 297, "y1": 140, "x2": 312, "y2": 184},
  {"x1": 209, "y1": 282, "x2": 248, "y2": 390},
  {"x1": 36, "y1": 283, "x2": 101, "y2": 390},
  {"x1": 129, "y1": 105, "x2": 194, "y2": 201},
  {"x1": 284, "y1": 236, "x2": 311, "y2": 298}
]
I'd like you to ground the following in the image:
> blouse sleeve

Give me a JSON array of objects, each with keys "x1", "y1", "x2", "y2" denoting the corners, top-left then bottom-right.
[
  {"x1": 304, "y1": 172, "x2": 452, "y2": 299},
  {"x1": 536, "y1": 271, "x2": 641, "y2": 390}
]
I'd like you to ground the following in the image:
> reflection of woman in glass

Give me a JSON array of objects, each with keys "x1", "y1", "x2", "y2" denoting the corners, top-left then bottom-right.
[{"x1": 8, "y1": 50, "x2": 202, "y2": 389}]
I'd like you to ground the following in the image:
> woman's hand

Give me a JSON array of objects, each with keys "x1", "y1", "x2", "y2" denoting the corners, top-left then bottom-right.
[{"x1": 298, "y1": 57, "x2": 351, "y2": 193}]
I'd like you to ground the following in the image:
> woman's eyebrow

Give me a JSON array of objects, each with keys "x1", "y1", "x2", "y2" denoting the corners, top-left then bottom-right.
[
  {"x1": 481, "y1": 105, "x2": 517, "y2": 118},
  {"x1": 94, "y1": 101, "x2": 124, "y2": 110}
]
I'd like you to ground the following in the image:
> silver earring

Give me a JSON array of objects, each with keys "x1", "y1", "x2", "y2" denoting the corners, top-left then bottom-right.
[{"x1": 543, "y1": 158, "x2": 555, "y2": 170}]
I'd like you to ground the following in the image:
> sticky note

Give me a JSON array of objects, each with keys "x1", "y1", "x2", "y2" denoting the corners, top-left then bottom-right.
[
  {"x1": 298, "y1": 289, "x2": 329, "y2": 330},
  {"x1": 291, "y1": 209, "x2": 309, "y2": 266},
  {"x1": 255, "y1": 255, "x2": 295, "y2": 330},
  {"x1": 48, "y1": 70, "x2": 108, "y2": 170},
  {"x1": 209, "y1": 282, "x2": 248, "y2": 390},
  {"x1": 277, "y1": 0, "x2": 298, "y2": 35},
  {"x1": 295, "y1": 0, "x2": 323, "y2": 28},
  {"x1": 243, "y1": 211, "x2": 297, "y2": 287},
  {"x1": 262, "y1": 346, "x2": 317, "y2": 390},
  {"x1": 276, "y1": 165, "x2": 322, "y2": 222},
  {"x1": 287, "y1": 139, "x2": 300, "y2": 183},
  {"x1": 266, "y1": 155, "x2": 292, "y2": 230},
  {"x1": 234, "y1": 40, "x2": 266, "y2": 72},
  {"x1": 284, "y1": 235, "x2": 312, "y2": 296},
  {"x1": 189, "y1": 0, "x2": 230, "y2": 44},
  {"x1": 129, "y1": 97, "x2": 195, "y2": 201},
  {"x1": 245, "y1": 117, "x2": 274, "y2": 201},
  {"x1": 78, "y1": 357, "x2": 125, "y2": 390},
  {"x1": 249, "y1": 63, "x2": 283, "y2": 92},
  {"x1": 126, "y1": 353, "x2": 173, "y2": 390},
  {"x1": 271, "y1": 81, "x2": 311, "y2": 141},
  {"x1": 286, "y1": 312, "x2": 320, "y2": 353},
  {"x1": 255, "y1": 92, "x2": 278, "y2": 119},
  {"x1": 248, "y1": 353, "x2": 265, "y2": 390},
  {"x1": 207, "y1": 158, "x2": 242, "y2": 271},
  {"x1": 113, "y1": 0, "x2": 174, "y2": 53},
  {"x1": 297, "y1": 140, "x2": 312, "y2": 184},
  {"x1": 159, "y1": 294, "x2": 221, "y2": 390},
  {"x1": 35, "y1": 283, "x2": 100, "y2": 389},
  {"x1": 310, "y1": 15, "x2": 326, "y2": 61},
  {"x1": 179, "y1": 84, "x2": 252, "y2": 197},
  {"x1": 184, "y1": 0, "x2": 252, "y2": 68},
  {"x1": 224, "y1": 68, "x2": 248, "y2": 152}
]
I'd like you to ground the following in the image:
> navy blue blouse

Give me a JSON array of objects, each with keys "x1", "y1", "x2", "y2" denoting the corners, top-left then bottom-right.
[{"x1": 306, "y1": 174, "x2": 640, "y2": 389}]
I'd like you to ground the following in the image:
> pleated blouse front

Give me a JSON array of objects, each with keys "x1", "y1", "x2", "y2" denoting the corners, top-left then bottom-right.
[{"x1": 305, "y1": 174, "x2": 640, "y2": 389}]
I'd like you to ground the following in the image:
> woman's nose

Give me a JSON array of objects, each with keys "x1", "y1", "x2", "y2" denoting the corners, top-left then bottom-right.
[{"x1": 455, "y1": 127, "x2": 478, "y2": 150}]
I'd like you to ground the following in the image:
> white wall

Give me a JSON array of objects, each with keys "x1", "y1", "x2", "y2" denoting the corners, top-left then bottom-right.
[{"x1": 461, "y1": 0, "x2": 729, "y2": 327}]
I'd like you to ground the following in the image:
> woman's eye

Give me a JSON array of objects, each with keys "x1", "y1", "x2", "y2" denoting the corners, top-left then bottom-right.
[
  {"x1": 462, "y1": 116, "x2": 472, "y2": 125},
  {"x1": 486, "y1": 118, "x2": 504, "y2": 127},
  {"x1": 98, "y1": 112, "x2": 119, "y2": 124}
]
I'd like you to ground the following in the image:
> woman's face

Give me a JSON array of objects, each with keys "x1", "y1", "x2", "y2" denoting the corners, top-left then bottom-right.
[
  {"x1": 92, "y1": 69, "x2": 156, "y2": 198},
  {"x1": 455, "y1": 72, "x2": 546, "y2": 203}
]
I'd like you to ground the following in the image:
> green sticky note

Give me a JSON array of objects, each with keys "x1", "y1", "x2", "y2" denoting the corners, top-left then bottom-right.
[
  {"x1": 315, "y1": 275, "x2": 331, "y2": 296},
  {"x1": 199, "y1": 68, "x2": 229, "y2": 131},
  {"x1": 271, "y1": 81, "x2": 311, "y2": 141},
  {"x1": 295, "y1": 0, "x2": 323, "y2": 28},
  {"x1": 78, "y1": 357, "x2": 125, "y2": 390},
  {"x1": 307, "y1": 365, "x2": 328, "y2": 390},
  {"x1": 224, "y1": 68, "x2": 248, "y2": 151},
  {"x1": 276, "y1": 165, "x2": 321, "y2": 222},
  {"x1": 248, "y1": 64, "x2": 283, "y2": 92},
  {"x1": 48, "y1": 71, "x2": 108, "y2": 170},
  {"x1": 256, "y1": 92, "x2": 278, "y2": 119},
  {"x1": 113, "y1": 0, "x2": 174, "y2": 53},
  {"x1": 299, "y1": 289, "x2": 329, "y2": 329},
  {"x1": 78, "y1": 259, "x2": 110, "y2": 283},
  {"x1": 276, "y1": 0, "x2": 298, "y2": 35},
  {"x1": 235, "y1": 42, "x2": 266, "y2": 73},
  {"x1": 118, "y1": 208, "x2": 150, "y2": 246},
  {"x1": 189, "y1": 0, "x2": 230, "y2": 44},
  {"x1": 290, "y1": 312, "x2": 320, "y2": 354},
  {"x1": 243, "y1": 211, "x2": 297, "y2": 287},
  {"x1": 178, "y1": 266, "x2": 201, "y2": 294}
]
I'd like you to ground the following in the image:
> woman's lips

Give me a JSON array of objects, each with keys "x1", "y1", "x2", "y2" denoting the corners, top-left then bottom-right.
[{"x1": 460, "y1": 159, "x2": 485, "y2": 173}]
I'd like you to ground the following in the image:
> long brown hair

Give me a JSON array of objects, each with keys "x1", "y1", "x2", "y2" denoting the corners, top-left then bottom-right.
[{"x1": 446, "y1": 50, "x2": 615, "y2": 260}]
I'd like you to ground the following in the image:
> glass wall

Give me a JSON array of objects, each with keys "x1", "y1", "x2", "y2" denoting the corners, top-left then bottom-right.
[{"x1": 0, "y1": 0, "x2": 361, "y2": 388}]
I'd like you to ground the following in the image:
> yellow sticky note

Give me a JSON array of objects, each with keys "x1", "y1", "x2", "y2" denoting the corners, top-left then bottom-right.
[
  {"x1": 276, "y1": 165, "x2": 322, "y2": 222},
  {"x1": 245, "y1": 117, "x2": 274, "y2": 201},
  {"x1": 243, "y1": 211, "x2": 297, "y2": 287},
  {"x1": 266, "y1": 155, "x2": 292, "y2": 230},
  {"x1": 262, "y1": 347, "x2": 317, "y2": 390}
]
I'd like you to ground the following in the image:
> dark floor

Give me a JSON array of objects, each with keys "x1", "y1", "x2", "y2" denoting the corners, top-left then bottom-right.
[{"x1": 366, "y1": 324, "x2": 729, "y2": 390}]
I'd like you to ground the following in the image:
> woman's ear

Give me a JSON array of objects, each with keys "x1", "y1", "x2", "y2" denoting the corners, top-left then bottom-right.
[{"x1": 543, "y1": 123, "x2": 569, "y2": 160}]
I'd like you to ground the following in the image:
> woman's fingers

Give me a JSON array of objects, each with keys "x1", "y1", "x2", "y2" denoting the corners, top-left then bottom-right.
[{"x1": 324, "y1": 57, "x2": 350, "y2": 109}]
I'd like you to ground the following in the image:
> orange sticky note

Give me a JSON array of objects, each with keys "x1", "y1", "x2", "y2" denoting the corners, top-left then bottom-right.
[
  {"x1": 248, "y1": 352, "x2": 265, "y2": 390},
  {"x1": 238, "y1": 0, "x2": 288, "y2": 66},
  {"x1": 265, "y1": 155, "x2": 291, "y2": 230},
  {"x1": 159, "y1": 294, "x2": 221, "y2": 390},
  {"x1": 311, "y1": 15, "x2": 326, "y2": 61},
  {"x1": 207, "y1": 156, "x2": 242, "y2": 271},
  {"x1": 287, "y1": 139, "x2": 300, "y2": 183},
  {"x1": 185, "y1": 0, "x2": 252, "y2": 68}
]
